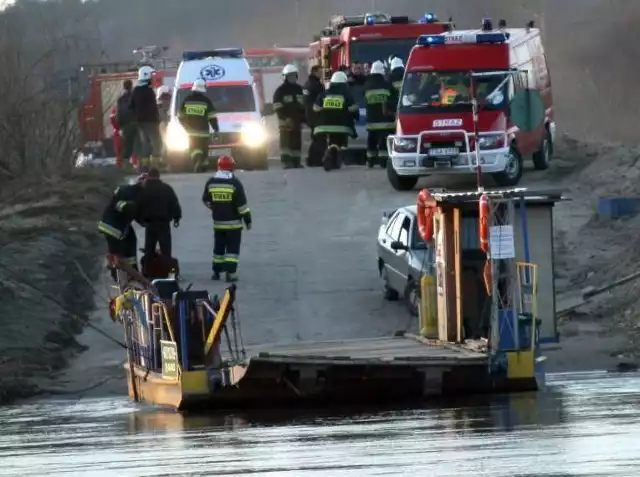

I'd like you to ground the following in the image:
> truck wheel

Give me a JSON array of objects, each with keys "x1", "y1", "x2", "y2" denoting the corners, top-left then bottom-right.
[
  {"x1": 532, "y1": 127, "x2": 552, "y2": 171},
  {"x1": 492, "y1": 145, "x2": 523, "y2": 187},
  {"x1": 387, "y1": 161, "x2": 418, "y2": 191}
]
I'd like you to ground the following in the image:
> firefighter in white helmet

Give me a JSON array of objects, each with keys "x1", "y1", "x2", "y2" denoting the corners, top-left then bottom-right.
[
  {"x1": 176, "y1": 78, "x2": 219, "y2": 172},
  {"x1": 272, "y1": 63, "x2": 305, "y2": 168},
  {"x1": 389, "y1": 57, "x2": 405, "y2": 92},
  {"x1": 129, "y1": 65, "x2": 163, "y2": 171},
  {"x1": 312, "y1": 70, "x2": 359, "y2": 171},
  {"x1": 363, "y1": 60, "x2": 395, "y2": 168}
]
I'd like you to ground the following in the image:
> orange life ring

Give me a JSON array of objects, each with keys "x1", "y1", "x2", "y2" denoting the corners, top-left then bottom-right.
[
  {"x1": 417, "y1": 188, "x2": 435, "y2": 242},
  {"x1": 479, "y1": 193, "x2": 490, "y2": 253},
  {"x1": 483, "y1": 260, "x2": 492, "y2": 296}
]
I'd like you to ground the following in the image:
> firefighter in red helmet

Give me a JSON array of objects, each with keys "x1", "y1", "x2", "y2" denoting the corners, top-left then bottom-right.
[{"x1": 201, "y1": 155, "x2": 252, "y2": 282}]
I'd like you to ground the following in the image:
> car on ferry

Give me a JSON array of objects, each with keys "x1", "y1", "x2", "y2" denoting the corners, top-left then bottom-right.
[
  {"x1": 164, "y1": 48, "x2": 270, "y2": 171},
  {"x1": 377, "y1": 205, "x2": 431, "y2": 317},
  {"x1": 387, "y1": 19, "x2": 555, "y2": 190}
]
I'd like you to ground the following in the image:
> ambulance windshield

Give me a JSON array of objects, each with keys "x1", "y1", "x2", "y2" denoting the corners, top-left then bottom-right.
[
  {"x1": 349, "y1": 38, "x2": 416, "y2": 65},
  {"x1": 399, "y1": 70, "x2": 509, "y2": 112},
  {"x1": 175, "y1": 85, "x2": 255, "y2": 113}
]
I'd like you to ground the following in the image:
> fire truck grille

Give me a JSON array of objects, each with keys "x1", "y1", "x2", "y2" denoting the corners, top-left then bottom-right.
[
  {"x1": 211, "y1": 132, "x2": 240, "y2": 146},
  {"x1": 419, "y1": 140, "x2": 468, "y2": 154}
]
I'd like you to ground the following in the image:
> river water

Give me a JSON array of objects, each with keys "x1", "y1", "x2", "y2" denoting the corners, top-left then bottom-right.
[{"x1": 1, "y1": 371, "x2": 639, "y2": 476}]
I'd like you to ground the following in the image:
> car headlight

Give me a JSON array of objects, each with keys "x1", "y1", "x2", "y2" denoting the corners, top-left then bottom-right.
[
  {"x1": 393, "y1": 137, "x2": 417, "y2": 153},
  {"x1": 165, "y1": 121, "x2": 190, "y2": 152},
  {"x1": 240, "y1": 121, "x2": 267, "y2": 149},
  {"x1": 478, "y1": 135, "x2": 504, "y2": 150}
]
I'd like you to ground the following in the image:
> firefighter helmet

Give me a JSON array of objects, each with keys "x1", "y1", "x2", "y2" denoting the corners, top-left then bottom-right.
[
  {"x1": 217, "y1": 155, "x2": 235, "y2": 171},
  {"x1": 138, "y1": 65, "x2": 154, "y2": 82},
  {"x1": 282, "y1": 64, "x2": 298, "y2": 76},
  {"x1": 330, "y1": 71, "x2": 348, "y2": 84},
  {"x1": 370, "y1": 61, "x2": 385, "y2": 75},
  {"x1": 192, "y1": 79, "x2": 206, "y2": 93},
  {"x1": 390, "y1": 57, "x2": 404, "y2": 70}
]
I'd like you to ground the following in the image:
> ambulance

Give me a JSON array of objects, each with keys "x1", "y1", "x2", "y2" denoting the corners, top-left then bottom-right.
[
  {"x1": 387, "y1": 19, "x2": 555, "y2": 190},
  {"x1": 164, "y1": 48, "x2": 269, "y2": 171}
]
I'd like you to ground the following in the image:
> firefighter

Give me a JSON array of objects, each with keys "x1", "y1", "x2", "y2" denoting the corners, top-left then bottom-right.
[
  {"x1": 129, "y1": 66, "x2": 162, "y2": 171},
  {"x1": 137, "y1": 167, "x2": 182, "y2": 276},
  {"x1": 177, "y1": 78, "x2": 219, "y2": 173},
  {"x1": 313, "y1": 71, "x2": 359, "y2": 171},
  {"x1": 201, "y1": 156, "x2": 252, "y2": 282},
  {"x1": 273, "y1": 64, "x2": 305, "y2": 169},
  {"x1": 363, "y1": 61, "x2": 395, "y2": 169},
  {"x1": 302, "y1": 65, "x2": 325, "y2": 167},
  {"x1": 98, "y1": 173, "x2": 147, "y2": 281},
  {"x1": 388, "y1": 57, "x2": 405, "y2": 95},
  {"x1": 115, "y1": 79, "x2": 136, "y2": 168}
]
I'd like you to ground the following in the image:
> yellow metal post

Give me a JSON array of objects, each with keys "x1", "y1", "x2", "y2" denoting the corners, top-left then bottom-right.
[{"x1": 420, "y1": 274, "x2": 438, "y2": 338}]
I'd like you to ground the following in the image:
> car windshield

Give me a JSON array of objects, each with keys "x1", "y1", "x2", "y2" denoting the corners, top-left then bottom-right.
[
  {"x1": 399, "y1": 70, "x2": 509, "y2": 113},
  {"x1": 174, "y1": 85, "x2": 255, "y2": 113},
  {"x1": 349, "y1": 38, "x2": 416, "y2": 65}
]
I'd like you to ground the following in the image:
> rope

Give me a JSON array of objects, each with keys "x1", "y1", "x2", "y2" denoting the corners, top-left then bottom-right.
[{"x1": 0, "y1": 262, "x2": 127, "y2": 349}]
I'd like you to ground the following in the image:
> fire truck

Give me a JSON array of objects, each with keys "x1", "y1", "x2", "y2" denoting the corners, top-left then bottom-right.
[
  {"x1": 308, "y1": 12, "x2": 453, "y2": 162},
  {"x1": 77, "y1": 46, "x2": 178, "y2": 157}
]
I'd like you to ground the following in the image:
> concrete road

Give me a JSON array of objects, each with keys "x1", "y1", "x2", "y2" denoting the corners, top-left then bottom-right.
[{"x1": 167, "y1": 166, "x2": 420, "y2": 348}]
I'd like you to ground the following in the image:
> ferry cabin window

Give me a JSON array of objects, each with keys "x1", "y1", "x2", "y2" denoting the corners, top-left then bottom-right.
[
  {"x1": 175, "y1": 85, "x2": 255, "y2": 113},
  {"x1": 399, "y1": 70, "x2": 510, "y2": 113},
  {"x1": 349, "y1": 38, "x2": 416, "y2": 66}
]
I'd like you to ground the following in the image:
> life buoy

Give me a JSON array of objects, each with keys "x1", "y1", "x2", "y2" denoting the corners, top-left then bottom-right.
[
  {"x1": 479, "y1": 193, "x2": 490, "y2": 253},
  {"x1": 417, "y1": 188, "x2": 435, "y2": 242}
]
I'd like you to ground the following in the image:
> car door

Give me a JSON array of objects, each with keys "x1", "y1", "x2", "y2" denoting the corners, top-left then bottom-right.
[{"x1": 384, "y1": 212, "x2": 410, "y2": 291}]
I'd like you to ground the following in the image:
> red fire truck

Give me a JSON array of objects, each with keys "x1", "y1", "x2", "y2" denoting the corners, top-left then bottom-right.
[
  {"x1": 387, "y1": 19, "x2": 555, "y2": 190},
  {"x1": 245, "y1": 47, "x2": 309, "y2": 110},
  {"x1": 77, "y1": 46, "x2": 178, "y2": 157}
]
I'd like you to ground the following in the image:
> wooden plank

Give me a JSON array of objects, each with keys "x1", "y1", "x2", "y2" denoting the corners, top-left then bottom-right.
[{"x1": 454, "y1": 207, "x2": 463, "y2": 343}]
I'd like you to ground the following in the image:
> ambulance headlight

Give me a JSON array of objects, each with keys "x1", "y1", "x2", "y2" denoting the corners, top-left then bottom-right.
[
  {"x1": 240, "y1": 121, "x2": 267, "y2": 148},
  {"x1": 165, "y1": 120, "x2": 189, "y2": 152}
]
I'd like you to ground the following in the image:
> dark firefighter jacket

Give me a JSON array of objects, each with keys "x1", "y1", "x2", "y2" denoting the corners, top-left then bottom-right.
[
  {"x1": 137, "y1": 178, "x2": 182, "y2": 224},
  {"x1": 363, "y1": 74, "x2": 395, "y2": 130},
  {"x1": 98, "y1": 184, "x2": 142, "y2": 239},
  {"x1": 129, "y1": 84, "x2": 160, "y2": 124},
  {"x1": 201, "y1": 171, "x2": 252, "y2": 230},
  {"x1": 273, "y1": 82, "x2": 305, "y2": 129},
  {"x1": 302, "y1": 75, "x2": 324, "y2": 127},
  {"x1": 312, "y1": 83, "x2": 359, "y2": 136},
  {"x1": 388, "y1": 67, "x2": 405, "y2": 115},
  {"x1": 178, "y1": 91, "x2": 219, "y2": 137}
]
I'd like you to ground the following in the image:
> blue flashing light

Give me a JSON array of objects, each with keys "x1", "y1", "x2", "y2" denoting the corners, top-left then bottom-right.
[
  {"x1": 416, "y1": 34, "x2": 446, "y2": 46},
  {"x1": 365, "y1": 15, "x2": 375, "y2": 25},
  {"x1": 475, "y1": 32, "x2": 510, "y2": 44},
  {"x1": 182, "y1": 48, "x2": 244, "y2": 61},
  {"x1": 423, "y1": 12, "x2": 437, "y2": 23}
]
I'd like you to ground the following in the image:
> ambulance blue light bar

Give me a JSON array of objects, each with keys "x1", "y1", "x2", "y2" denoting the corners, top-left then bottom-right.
[
  {"x1": 182, "y1": 48, "x2": 244, "y2": 61},
  {"x1": 419, "y1": 12, "x2": 437, "y2": 24},
  {"x1": 416, "y1": 31, "x2": 510, "y2": 46}
]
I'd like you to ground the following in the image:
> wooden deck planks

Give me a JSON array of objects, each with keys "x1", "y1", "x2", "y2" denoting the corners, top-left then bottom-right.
[{"x1": 250, "y1": 336, "x2": 487, "y2": 364}]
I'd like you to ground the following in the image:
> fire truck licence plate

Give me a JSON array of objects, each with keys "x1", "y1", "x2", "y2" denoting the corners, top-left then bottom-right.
[
  {"x1": 428, "y1": 147, "x2": 459, "y2": 157},
  {"x1": 209, "y1": 148, "x2": 231, "y2": 158}
]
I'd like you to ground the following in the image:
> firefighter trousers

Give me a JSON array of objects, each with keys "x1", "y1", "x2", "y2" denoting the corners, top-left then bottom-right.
[
  {"x1": 136, "y1": 122, "x2": 163, "y2": 170},
  {"x1": 306, "y1": 127, "x2": 327, "y2": 167},
  {"x1": 366, "y1": 128, "x2": 393, "y2": 166},
  {"x1": 213, "y1": 228, "x2": 242, "y2": 274},
  {"x1": 318, "y1": 133, "x2": 348, "y2": 170},
  {"x1": 103, "y1": 227, "x2": 138, "y2": 270},
  {"x1": 144, "y1": 221, "x2": 172, "y2": 260},
  {"x1": 279, "y1": 126, "x2": 302, "y2": 168}
]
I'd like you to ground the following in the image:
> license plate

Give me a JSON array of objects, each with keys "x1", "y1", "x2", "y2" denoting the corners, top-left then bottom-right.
[
  {"x1": 209, "y1": 148, "x2": 231, "y2": 158},
  {"x1": 428, "y1": 147, "x2": 459, "y2": 157}
]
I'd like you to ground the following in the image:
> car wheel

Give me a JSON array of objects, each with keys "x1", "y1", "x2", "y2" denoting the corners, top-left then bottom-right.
[
  {"x1": 381, "y1": 266, "x2": 399, "y2": 301},
  {"x1": 387, "y1": 161, "x2": 418, "y2": 191},
  {"x1": 532, "y1": 127, "x2": 552, "y2": 170},
  {"x1": 492, "y1": 144, "x2": 523, "y2": 187},
  {"x1": 404, "y1": 279, "x2": 420, "y2": 317}
]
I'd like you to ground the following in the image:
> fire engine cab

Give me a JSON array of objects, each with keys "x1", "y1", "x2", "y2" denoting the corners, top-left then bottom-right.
[{"x1": 387, "y1": 19, "x2": 555, "y2": 190}]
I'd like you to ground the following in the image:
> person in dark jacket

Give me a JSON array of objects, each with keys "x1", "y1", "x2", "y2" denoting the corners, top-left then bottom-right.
[
  {"x1": 313, "y1": 71, "x2": 359, "y2": 171},
  {"x1": 116, "y1": 79, "x2": 137, "y2": 165},
  {"x1": 363, "y1": 61, "x2": 396, "y2": 169},
  {"x1": 348, "y1": 62, "x2": 367, "y2": 86},
  {"x1": 273, "y1": 64, "x2": 305, "y2": 169},
  {"x1": 129, "y1": 66, "x2": 162, "y2": 171},
  {"x1": 136, "y1": 168, "x2": 181, "y2": 275},
  {"x1": 98, "y1": 174, "x2": 146, "y2": 280},
  {"x1": 177, "y1": 78, "x2": 219, "y2": 172},
  {"x1": 201, "y1": 156, "x2": 252, "y2": 282},
  {"x1": 388, "y1": 57, "x2": 405, "y2": 96},
  {"x1": 302, "y1": 65, "x2": 326, "y2": 167}
]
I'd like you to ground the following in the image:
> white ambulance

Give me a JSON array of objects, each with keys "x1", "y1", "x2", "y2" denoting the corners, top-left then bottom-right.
[{"x1": 164, "y1": 48, "x2": 269, "y2": 171}]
